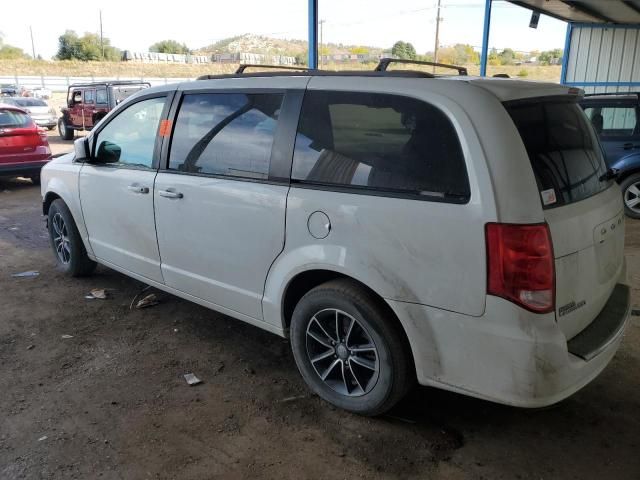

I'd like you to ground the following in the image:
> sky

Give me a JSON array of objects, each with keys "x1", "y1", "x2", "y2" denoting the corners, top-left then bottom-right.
[{"x1": 0, "y1": 0, "x2": 567, "y2": 60}]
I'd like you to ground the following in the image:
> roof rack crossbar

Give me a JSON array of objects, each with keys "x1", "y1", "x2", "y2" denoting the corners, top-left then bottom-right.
[
  {"x1": 235, "y1": 64, "x2": 312, "y2": 74},
  {"x1": 375, "y1": 58, "x2": 467, "y2": 76}
]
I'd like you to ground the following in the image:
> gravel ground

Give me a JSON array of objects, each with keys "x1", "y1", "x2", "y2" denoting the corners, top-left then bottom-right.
[{"x1": 0, "y1": 179, "x2": 639, "y2": 480}]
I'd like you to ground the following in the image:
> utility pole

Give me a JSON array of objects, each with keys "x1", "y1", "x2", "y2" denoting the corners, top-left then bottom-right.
[
  {"x1": 99, "y1": 10, "x2": 104, "y2": 60},
  {"x1": 29, "y1": 26, "x2": 36, "y2": 59},
  {"x1": 433, "y1": 0, "x2": 442, "y2": 73},
  {"x1": 319, "y1": 19, "x2": 326, "y2": 68}
]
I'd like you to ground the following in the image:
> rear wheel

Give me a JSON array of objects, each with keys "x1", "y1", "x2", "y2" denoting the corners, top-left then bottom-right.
[
  {"x1": 48, "y1": 199, "x2": 96, "y2": 276},
  {"x1": 290, "y1": 279, "x2": 413, "y2": 416},
  {"x1": 621, "y1": 173, "x2": 640, "y2": 219},
  {"x1": 58, "y1": 118, "x2": 74, "y2": 141}
]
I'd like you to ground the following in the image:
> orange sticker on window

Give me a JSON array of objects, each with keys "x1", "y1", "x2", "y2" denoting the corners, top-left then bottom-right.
[{"x1": 159, "y1": 119, "x2": 172, "y2": 137}]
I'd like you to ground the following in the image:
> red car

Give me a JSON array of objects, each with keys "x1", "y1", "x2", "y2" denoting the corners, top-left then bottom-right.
[{"x1": 0, "y1": 104, "x2": 51, "y2": 184}]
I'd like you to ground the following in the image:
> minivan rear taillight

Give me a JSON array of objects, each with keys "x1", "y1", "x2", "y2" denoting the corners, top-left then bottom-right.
[{"x1": 486, "y1": 223, "x2": 555, "y2": 313}]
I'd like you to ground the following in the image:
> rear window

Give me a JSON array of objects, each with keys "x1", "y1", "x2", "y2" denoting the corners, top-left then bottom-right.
[
  {"x1": 506, "y1": 100, "x2": 610, "y2": 208},
  {"x1": 111, "y1": 85, "x2": 148, "y2": 105},
  {"x1": 0, "y1": 109, "x2": 31, "y2": 128}
]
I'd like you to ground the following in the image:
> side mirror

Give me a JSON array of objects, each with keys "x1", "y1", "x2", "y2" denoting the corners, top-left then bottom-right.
[
  {"x1": 95, "y1": 140, "x2": 121, "y2": 164},
  {"x1": 74, "y1": 137, "x2": 90, "y2": 161}
]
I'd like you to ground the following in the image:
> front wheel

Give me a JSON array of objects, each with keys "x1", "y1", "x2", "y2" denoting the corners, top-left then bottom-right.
[
  {"x1": 621, "y1": 173, "x2": 640, "y2": 219},
  {"x1": 48, "y1": 199, "x2": 96, "y2": 276},
  {"x1": 290, "y1": 279, "x2": 414, "y2": 416},
  {"x1": 58, "y1": 118, "x2": 74, "y2": 141}
]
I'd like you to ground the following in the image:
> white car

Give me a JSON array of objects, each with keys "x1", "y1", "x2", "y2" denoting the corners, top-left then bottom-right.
[
  {"x1": 3, "y1": 97, "x2": 57, "y2": 130},
  {"x1": 40, "y1": 63, "x2": 630, "y2": 415},
  {"x1": 32, "y1": 87, "x2": 52, "y2": 100}
]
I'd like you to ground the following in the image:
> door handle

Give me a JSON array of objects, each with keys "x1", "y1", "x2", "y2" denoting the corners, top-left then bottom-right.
[
  {"x1": 158, "y1": 189, "x2": 183, "y2": 199},
  {"x1": 127, "y1": 185, "x2": 149, "y2": 194}
]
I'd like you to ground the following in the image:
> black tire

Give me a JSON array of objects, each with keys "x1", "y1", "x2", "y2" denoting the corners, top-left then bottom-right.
[
  {"x1": 620, "y1": 173, "x2": 640, "y2": 219},
  {"x1": 30, "y1": 173, "x2": 40, "y2": 185},
  {"x1": 58, "y1": 118, "x2": 74, "y2": 141},
  {"x1": 48, "y1": 199, "x2": 96, "y2": 276},
  {"x1": 290, "y1": 279, "x2": 414, "y2": 416}
]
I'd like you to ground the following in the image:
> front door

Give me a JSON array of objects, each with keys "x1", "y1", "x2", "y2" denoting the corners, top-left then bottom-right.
[
  {"x1": 584, "y1": 103, "x2": 640, "y2": 163},
  {"x1": 154, "y1": 89, "x2": 295, "y2": 320},
  {"x1": 79, "y1": 94, "x2": 169, "y2": 283}
]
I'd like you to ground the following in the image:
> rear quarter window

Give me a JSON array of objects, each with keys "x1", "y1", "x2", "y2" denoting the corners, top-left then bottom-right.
[
  {"x1": 292, "y1": 90, "x2": 470, "y2": 202},
  {"x1": 506, "y1": 99, "x2": 610, "y2": 208}
]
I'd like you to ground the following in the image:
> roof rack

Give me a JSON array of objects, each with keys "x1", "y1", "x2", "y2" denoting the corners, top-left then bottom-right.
[
  {"x1": 196, "y1": 69, "x2": 433, "y2": 80},
  {"x1": 375, "y1": 58, "x2": 467, "y2": 76},
  {"x1": 235, "y1": 64, "x2": 312, "y2": 74}
]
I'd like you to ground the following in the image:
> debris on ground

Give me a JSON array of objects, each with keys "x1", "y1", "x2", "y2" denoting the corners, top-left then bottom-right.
[
  {"x1": 37, "y1": 436, "x2": 47, "y2": 442},
  {"x1": 183, "y1": 373, "x2": 202, "y2": 386},
  {"x1": 134, "y1": 293, "x2": 159, "y2": 309},
  {"x1": 61, "y1": 334, "x2": 74, "y2": 339},
  {"x1": 129, "y1": 286, "x2": 157, "y2": 309},
  {"x1": 280, "y1": 395, "x2": 308, "y2": 403},
  {"x1": 11, "y1": 271, "x2": 39, "y2": 278},
  {"x1": 86, "y1": 288, "x2": 108, "y2": 300},
  {"x1": 244, "y1": 367, "x2": 255, "y2": 375},
  {"x1": 26, "y1": 344, "x2": 35, "y2": 350}
]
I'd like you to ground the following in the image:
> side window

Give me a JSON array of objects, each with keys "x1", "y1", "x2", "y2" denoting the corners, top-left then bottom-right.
[
  {"x1": 96, "y1": 89, "x2": 108, "y2": 105},
  {"x1": 291, "y1": 91, "x2": 470, "y2": 201},
  {"x1": 168, "y1": 92, "x2": 283, "y2": 180},
  {"x1": 84, "y1": 90, "x2": 95, "y2": 104},
  {"x1": 72, "y1": 90, "x2": 82, "y2": 104},
  {"x1": 93, "y1": 96, "x2": 166, "y2": 168},
  {"x1": 585, "y1": 106, "x2": 637, "y2": 137}
]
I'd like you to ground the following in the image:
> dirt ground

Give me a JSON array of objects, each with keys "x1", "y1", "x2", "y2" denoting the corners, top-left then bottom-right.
[{"x1": 0, "y1": 179, "x2": 639, "y2": 480}]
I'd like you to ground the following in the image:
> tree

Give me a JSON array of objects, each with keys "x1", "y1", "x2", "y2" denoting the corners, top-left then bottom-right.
[
  {"x1": 0, "y1": 35, "x2": 29, "y2": 59},
  {"x1": 391, "y1": 41, "x2": 417, "y2": 60},
  {"x1": 437, "y1": 44, "x2": 479, "y2": 65},
  {"x1": 538, "y1": 48, "x2": 563, "y2": 65},
  {"x1": 149, "y1": 39, "x2": 191, "y2": 55},
  {"x1": 498, "y1": 48, "x2": 516, "y2": 65},
  {"x1": 56, "y1": 30, "x2": 121, "y2": 61}
]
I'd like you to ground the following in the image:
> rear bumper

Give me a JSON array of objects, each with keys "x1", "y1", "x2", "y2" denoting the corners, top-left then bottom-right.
[
  {"x1": 387, "y1": 280, "x2": 630, "y2": 408},
  {"x1": 33, "y1": 118, "x2": 57, "y2": 128},
  {"x1": 0, "y1": 159, "x2": 51, "y2": 177}
]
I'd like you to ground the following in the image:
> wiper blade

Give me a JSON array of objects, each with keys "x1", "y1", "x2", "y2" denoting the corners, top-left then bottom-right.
[{"x1": 599, "y1": 168, "x2": 619, "y2": 182}]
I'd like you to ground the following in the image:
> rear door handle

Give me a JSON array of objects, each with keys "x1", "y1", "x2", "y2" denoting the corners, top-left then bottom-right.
[
  {"x1": 158, "y1": 189, "x2": 183, "y2": 199},
  {"x1": 127, "y1": 185, "x2": 149, "y2": 194}
]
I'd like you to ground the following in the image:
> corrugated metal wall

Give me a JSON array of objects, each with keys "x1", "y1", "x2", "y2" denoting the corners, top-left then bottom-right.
[{"x1": 563, "y1": 24, "x2": 640, "y2": 93}]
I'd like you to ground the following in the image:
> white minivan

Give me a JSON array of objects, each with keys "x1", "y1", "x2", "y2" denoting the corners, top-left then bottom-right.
[{"x1": 41, "y1": 62, "x2": 630, "y2": 415}]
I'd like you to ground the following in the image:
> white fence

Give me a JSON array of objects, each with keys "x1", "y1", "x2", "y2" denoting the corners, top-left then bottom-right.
[{"x1": 0, "y1": 75, "x2": 193, "y2": 93}]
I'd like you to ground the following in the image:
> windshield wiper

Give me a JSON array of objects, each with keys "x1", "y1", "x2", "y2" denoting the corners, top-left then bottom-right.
[{"x1": 599, "y1": 168, "x2": 619, "y2": 182}]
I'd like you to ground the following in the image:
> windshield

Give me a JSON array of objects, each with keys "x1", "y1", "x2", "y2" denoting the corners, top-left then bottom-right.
[
  {"x1": 11, "y1": 98, "x2": 47, "y2": 107},
  {"x1": 505, "y1": 99, "x2": 610, "y2": 209}
]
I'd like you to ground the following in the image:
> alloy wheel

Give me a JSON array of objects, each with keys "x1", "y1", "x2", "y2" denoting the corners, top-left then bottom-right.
[
  {"x1": 624, "y1": 181, "x2": 640, "y2": 214},
  {"x1": 305, "y1": 308, "x2": 380, "y2": 397},
  {"x1": 52, "y1": 212, "x2": 71, "y2": 264}
]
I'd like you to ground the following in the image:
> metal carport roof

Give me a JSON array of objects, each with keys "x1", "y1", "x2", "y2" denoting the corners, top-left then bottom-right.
[{"x1": 507, "y1": 1, "x2": 640, "y2": 24}]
